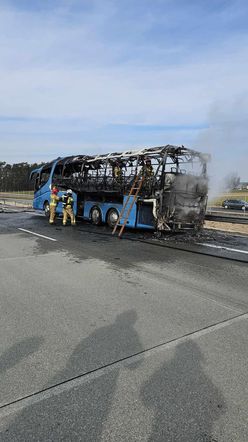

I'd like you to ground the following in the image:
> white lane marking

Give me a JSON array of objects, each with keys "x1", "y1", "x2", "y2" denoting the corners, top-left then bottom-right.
[
  {"x1": 0, "y1": 312, "x2": 247, "y2": 416},
  {"x1": 18, "y1": 228, "x2": 57, "y2": 242},
  {"x1": 197, "y1": 242, "x2": 248, "y2": 255},
  {"x1": 25, "y1": 212, "x2": 45, "y2": 216}
]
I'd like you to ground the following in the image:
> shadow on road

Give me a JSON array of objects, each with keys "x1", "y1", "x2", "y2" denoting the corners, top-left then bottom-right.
[
  {"x1": 0, "y1": 337, "x2": 44, "y2": 374},
  {"x1": 1, "y1": 310, "x2": 143, "y2": 441},
  {"x1": 141, "y1": 339, "x2": 227, "y2": 442},
  {"x1": 51, "y1": 309, "x2": 142, "y2": 384}
]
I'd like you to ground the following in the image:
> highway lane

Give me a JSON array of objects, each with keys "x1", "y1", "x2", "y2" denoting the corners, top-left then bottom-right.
[
  {"x1": 2, "y1": 209, "x2": 248, "y2": 259},
  {"x1": 0, "y1": 212, "x2": 248, "y2": 441}
]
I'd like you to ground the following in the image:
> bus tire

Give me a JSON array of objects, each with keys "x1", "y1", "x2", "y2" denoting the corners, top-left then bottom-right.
[
  {"x1": 44, "y1": 201, "x2": 50, "y2": 217},
  {"x1": 107, "y1": 208, "x2": 119, "y2": 228},
  {"x1": 90, "y1": 206, "x2": 102, "y2": 225}
]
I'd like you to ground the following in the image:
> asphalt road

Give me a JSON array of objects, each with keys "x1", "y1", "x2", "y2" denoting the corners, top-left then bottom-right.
[{"x1": 0, "y1": 212, "x2": 248, "y2": 441}]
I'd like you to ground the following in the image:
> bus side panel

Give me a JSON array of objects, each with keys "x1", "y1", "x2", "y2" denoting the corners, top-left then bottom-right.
[
  {"x1": 83, "y1": 197, "x2": 139, "y2": 228},
  {"x1": 33, "y1": 189, "x2": 50, "y2": 210},
  {"x1": 136, "y1": 203, "x2": 155, "y2": 230},
  {"x1": 83, "y1": 201, "x2": 123, "y2": 222},
  {"x1": 119, "y1": 195, "x2": 137, "y2": 228},
  {"x1": 33, "y1": 194, "x2": 42, "y2": 210}
]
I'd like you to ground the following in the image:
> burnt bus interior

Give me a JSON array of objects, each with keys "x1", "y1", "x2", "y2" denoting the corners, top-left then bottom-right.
[{"x1": 54, "y1": 145, "x2": 209, "y2": 230}]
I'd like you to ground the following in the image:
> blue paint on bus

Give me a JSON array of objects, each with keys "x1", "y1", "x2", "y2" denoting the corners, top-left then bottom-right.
[{"x1": 30, "y1": 159, "x2": 154, "y2": 230}]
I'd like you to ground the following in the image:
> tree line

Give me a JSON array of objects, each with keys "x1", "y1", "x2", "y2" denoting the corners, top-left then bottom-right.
[{"x1": 0, "y1": 162, "x2": 44, "y2": 192}]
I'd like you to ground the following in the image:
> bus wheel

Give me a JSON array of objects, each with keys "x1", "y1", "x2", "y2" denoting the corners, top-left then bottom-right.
[
  {"x1": 90, "y1": 206, "x2": 102, "y2": 225},
  {"x1": 44, "y1": 201, "x2": 50, "y2": 218},
  {"x1": 107, "y1": 208, "x2": 119, "y2": 228}
]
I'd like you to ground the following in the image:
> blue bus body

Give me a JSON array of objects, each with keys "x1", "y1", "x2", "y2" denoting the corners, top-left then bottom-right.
[
  {"x1": 30, "y1": 159, "x2": 154, "y2": 229},
  {"x1": 83, "y1": 196, "x2": 154, "y2": 230},
  {"x1": 30, "y1": 162, "x2": 77, "y2": 218},
  {"x1": 30, "y1": 146, "x2": 209, "y2": 232}
]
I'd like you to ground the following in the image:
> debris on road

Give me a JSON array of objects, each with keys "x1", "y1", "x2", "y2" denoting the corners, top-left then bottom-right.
[{"x1": 140, "y1": 226, "x2": 248, "y2": 252}]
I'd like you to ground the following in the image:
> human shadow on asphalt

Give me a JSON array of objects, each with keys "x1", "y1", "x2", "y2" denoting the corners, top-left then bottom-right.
[
  {"x1": 0, "y1": 336, "x2": 44, "y2": 374},
  {"x1": 141, "y1": 340, "x2": 227, "y2": 442},
  {"x1": 1, "y1": 310, "x2": 143, "y2": 442},
  {"x1": 51, "y1": 309, "x2": 142, "y2": 384}
]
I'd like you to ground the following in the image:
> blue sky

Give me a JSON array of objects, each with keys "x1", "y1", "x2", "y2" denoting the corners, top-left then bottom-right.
[{"x1": 0, "y1": 0, "x2": 247, "y2": 179}]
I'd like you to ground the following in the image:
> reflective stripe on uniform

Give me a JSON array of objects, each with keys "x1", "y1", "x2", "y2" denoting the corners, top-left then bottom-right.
[
  {"x1": 62, "y1": 195, "x2": 74, "y2": 208},
  {"x1": 50, "y1": 194, "x2": 59, "y2": 206}
]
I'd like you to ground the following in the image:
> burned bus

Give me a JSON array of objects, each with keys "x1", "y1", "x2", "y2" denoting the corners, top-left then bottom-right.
[{"x1": 30, "y1": 145, "x2": 209, "y2": 233}]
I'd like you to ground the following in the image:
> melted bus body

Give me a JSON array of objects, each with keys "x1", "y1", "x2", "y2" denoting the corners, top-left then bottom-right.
[{"x1": 30, "y1": 145, "x2": 209, "y2": 232}]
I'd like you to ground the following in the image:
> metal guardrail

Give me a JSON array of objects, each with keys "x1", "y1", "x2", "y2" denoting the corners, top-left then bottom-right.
[
  {"x1": 205, "y1": 213, "x2": 248, "y2": 225},
  {"x1": 0, "y1": 192, "x2": 33, "y2": 199},
  {"x1": 207, "y1": 207, "x2": 248, "y2": 217},
  {"x1": 0, "y1": 198, "x2": 32, "y2": 208}
]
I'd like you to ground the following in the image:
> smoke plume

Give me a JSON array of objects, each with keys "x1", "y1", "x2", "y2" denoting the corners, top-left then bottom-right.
[{"x1": 193, "y1": 95, "x2": 248, "y2": 199}]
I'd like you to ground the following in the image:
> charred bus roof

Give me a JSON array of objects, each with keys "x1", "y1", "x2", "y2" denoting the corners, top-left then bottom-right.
[
  {"x1": 33, "y1": 145, "x2": 209, "y2": 173},
  {"x1": 53, "y1": 145, "x2": 209, "y2": 165}
]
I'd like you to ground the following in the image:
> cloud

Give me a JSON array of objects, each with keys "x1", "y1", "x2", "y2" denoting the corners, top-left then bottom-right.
[
  {"x1": 0, "y1": 0, "x2": 247, "y2": 169},
  {"x1": 1, "y1": 47, "x2": 247, "y2": 123}
]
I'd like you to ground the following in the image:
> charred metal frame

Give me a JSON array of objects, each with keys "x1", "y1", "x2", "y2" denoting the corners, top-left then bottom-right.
[{"x1": 54, "y1": 145, "x2": 209, "y2": 231}]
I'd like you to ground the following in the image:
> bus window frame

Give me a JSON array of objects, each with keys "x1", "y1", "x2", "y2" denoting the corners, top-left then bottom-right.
[
  {"x1": 34, "y1": 173, "x2": 40, "y2": 191},
  {"x1": 39, "y1": 165, "x2": 53, "y2": 188},
  {"x1": 52, "y1": 163, "x2": 64, "y2": 181},
  {"x1": 29, "y1": 169, "x2": 41, "y2": 191}
]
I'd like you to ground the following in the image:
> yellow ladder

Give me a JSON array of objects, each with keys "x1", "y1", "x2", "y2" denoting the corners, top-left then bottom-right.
[{"x1": 112, "y1": 175, "x2": 145, "y2": 238}]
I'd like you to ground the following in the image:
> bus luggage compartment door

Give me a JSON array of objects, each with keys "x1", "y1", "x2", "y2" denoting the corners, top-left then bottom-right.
[{"x1": 136, "y1": 202, "x2": 154, "y2": 229}]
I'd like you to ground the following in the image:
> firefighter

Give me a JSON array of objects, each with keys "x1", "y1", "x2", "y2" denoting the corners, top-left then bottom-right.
[
  {"x1": 49, "y1": 186, "x2": 60, "y2": 224},
  {"x1": 62, "y1": 189, "x2": 76, "y2": 226},
  {"x1": 113, "y1": 161, "x2": 122, "y2": 182},
  {"x1": 140, "y1": 158, "x2": 154, "y2": 178}
]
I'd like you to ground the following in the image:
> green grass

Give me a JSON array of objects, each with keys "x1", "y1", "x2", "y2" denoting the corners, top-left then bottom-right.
[{"x1": 0, "y1": 191, "x2": 34, "y2": 199}]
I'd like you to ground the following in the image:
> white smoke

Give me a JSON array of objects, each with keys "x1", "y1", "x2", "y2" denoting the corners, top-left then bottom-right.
[{"x1": 193, "y1": 95, "x2": 248, "y2": 200}]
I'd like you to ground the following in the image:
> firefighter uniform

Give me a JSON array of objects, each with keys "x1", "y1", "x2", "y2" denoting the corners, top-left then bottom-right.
[
  {"x1": 62, "y1": 191, "x2": 76, "y2": 226},
  {"x1": 49, "y1": 189, "x2": 60, "y2": 224},
  {"x1": 140, "y1": 161, "x2": 154, "y2": 178},
  {"x1": 113, "y1": 163, "x2": 122, "y2": 182}
]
